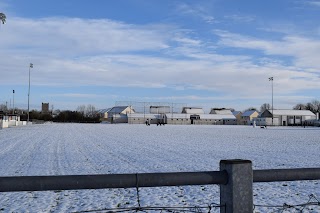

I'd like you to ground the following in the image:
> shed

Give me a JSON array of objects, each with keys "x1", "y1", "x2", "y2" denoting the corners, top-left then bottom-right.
[
  {"x1": 210, "y1": 108, "x2": 233, "y2": 115},
  {"x1": 181, "y1": 107, "x2": 204, "y2": 114},
  {"x1": 150, "y1": 106, "x2": 171, "y2": 114}
]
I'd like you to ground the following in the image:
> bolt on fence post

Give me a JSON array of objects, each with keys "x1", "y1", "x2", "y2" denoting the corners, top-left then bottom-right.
[{"x1": 220, "y1": 159, "x2": 253, "y2": 213}]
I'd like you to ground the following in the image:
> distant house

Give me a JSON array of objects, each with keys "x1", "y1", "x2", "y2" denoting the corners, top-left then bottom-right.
[
  {"x1": 232, "y1": 111, "x2": 242, "y2": 125},
  {"x1": 107, "y1": 106, "x2": 135, "y2": 123},
  {"x1": 97, "y1": 108, "x2": 111, "y2": 121},
  {"x1": 241, "y1": 110, "x2": 259, "y2": 125},
  {"x1": 258, "y1": 109, "x2": 316, "y2": 126}
]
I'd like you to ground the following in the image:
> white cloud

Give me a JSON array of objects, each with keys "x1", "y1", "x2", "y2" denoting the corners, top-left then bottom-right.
[
  {"x1": 0, "y1": 17, "x2": 171, "y2": 56},
  {"x1": 173, "y1": 37, "x2": 202, "y2": 46},
  {"x1": 306, "y1": 1, "x2": 320, "y2": 7},
  {"x1": 214, "y1": 30, "x2": 320, "y2": 70},
  {"x1": 1, "y1": 16, "x2": 320, "y2": 110}
]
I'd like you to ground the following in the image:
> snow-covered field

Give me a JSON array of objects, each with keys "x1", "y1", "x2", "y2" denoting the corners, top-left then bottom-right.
[{"x1": 0, "y1": 123, "x2": 319, "y2": 212}]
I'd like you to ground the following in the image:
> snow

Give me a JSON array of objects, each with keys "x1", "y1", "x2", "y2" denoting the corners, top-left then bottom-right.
[{"x1": 0, "y1": 124, "x2": 319, "y2": 212}]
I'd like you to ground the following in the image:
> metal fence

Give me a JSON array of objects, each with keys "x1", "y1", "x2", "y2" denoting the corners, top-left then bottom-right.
[
  {"x1": 115, "y1": 101, "x2": 187, "y2": 114},
  {"x1": 1, "y1": 159, "x2": 320, "y2": 213}
]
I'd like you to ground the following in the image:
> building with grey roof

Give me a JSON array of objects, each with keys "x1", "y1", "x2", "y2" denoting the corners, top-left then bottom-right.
[
  {"x1": 257, "y1": 109, "x2": 316, "y2": 126},
  {"x1": 107, "y1": 106, "x2": 135, "y2": 123}
]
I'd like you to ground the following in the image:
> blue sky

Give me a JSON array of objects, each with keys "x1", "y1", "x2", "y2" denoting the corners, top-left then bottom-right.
[{"x1": 1, "y1": 0, "x2": 320, "y2": 112}]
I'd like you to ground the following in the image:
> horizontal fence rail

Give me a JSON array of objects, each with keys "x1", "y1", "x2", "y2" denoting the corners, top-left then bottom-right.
[
  {"x1": 0, "y1": 171, "x2": 228, "y2": 192},
  {"x1": 1, "y1": 160, "x2": 320, "y2": 213},
  {"x1": 1, "y1": 168, "x2": 320, "y2": 192},
  {"x1": 253, "y1": 168, "x2": 320, "y2": 182}
]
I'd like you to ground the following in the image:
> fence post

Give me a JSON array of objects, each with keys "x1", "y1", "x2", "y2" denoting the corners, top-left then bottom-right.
[{"x1": 220, "y1": 159, "x2": 253, "y2": 213}]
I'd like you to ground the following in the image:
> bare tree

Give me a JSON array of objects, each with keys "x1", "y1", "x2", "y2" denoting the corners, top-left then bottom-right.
[
  {"x1": 311, "y1": 100, "x2": 320, "y2": 113},
  {"x1": 76, "y1": 105, "x2": 86, "y2": 116},
  {"x1": 260, "y1": 103, "x2": 271, "y2": 112},
  {"x1": 0, "y1": 104, "x2": 8, "y2": 111},
  {"x1": 243, "y1": 107, "x2": 257, "y2": 112},
  {"x1": 76, "y1": 104, "x2": 97, "y2": 118},
  {"x1": 0, "y1": 13, "x2": 6, "y2": 25},
  {"x1": 305, "y1": 102, "x2": 314, "y2": 112},
  {"x1": 86, "y1": 104, "x2": 96, "y2": 118},
  {"x1": 293, "y1": 103, "x2": 306, "y2": 110}
]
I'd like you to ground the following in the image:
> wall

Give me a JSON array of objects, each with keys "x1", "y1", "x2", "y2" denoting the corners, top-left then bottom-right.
[
  {"x1": 17, "y1": 121, "x2": 27, "y2": 126},
  {"x1": 9, "y1": 120, "x2": 17, "y2": 127},
  {"x1": 254, "y1": 117, "x2": 280, "y2": 126},
  {"x1": 111, "y1": 114, "x2": 128, "y2": 123},
  {"x1": 235, "y1": 114, "x2": 242, "y2": 125},
  {"x1": 1, "y1": 119, "x2": 26, "y2": 128},
  {"x1": 128, "y1": 116, "x2": 237, "y2": 125},
  {"x1": 1, "y1": 119, "x2": 9, "y2": 128},
  {"x1": 167, "y1": 118, "x2": 190, "y2": 125}
]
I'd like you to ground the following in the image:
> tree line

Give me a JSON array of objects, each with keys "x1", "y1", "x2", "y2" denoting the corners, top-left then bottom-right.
[
  {"x1": 292, "y1": 100, "x2": 320, "y2": 114},
  {"x1": 0, "y1": 104, "x2": 101, "y2": 123}
]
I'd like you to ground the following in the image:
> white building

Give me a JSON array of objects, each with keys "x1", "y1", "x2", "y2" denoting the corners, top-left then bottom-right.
[
  {"x1": 127, "y1": 106, "x2": 236, "y2": 125},
  {"x1": 209, "y1": 108, "x2": 233, "y2": 115},
  {"x1": 257, "y1": 109, "x2": 316, "y2": 126},
  {"x1": 0, "y1": 114, "x2": 26, "y2": 128},
  {"x1": 0, "y1": 114, "x2": 8, "y2": 129},
  {"x1": 181, "y1": 107, "x2": 204, "y2": 114}
]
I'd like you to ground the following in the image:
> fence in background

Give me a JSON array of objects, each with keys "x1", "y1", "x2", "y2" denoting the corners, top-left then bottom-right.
[{"x1": 0, "y1": 160, "x2": 320, "y2": 213}]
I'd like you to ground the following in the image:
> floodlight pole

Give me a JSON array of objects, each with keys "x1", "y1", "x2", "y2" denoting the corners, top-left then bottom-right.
[
  {"x1": 12, "y1": 90, "x2": 15, "y2": 114},
  {"x1": 269, "y1": 77, "x2": 274, "y2": 126},
  {"x1": 27, "y1": 63, "x2": 33, "y2": 124}
]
